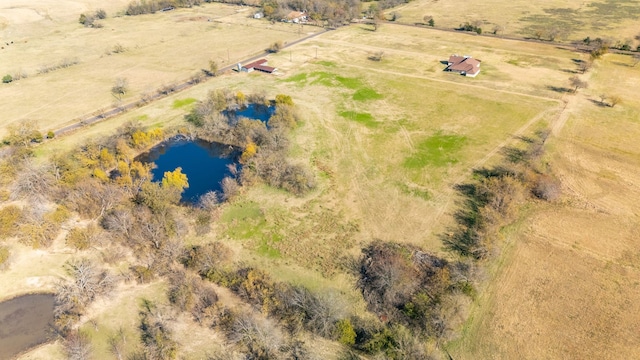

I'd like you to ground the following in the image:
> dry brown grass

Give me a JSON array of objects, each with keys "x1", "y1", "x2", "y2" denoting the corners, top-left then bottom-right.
[
  {"x1": 390, "y1": 0, "x2": 640, "y2": 43},
  {"x1": 449, "y1": 54, "x2": 640, "y2": 359},
  {"x1": 0, "y1": 2, "x2": 311, "y2": 138}
]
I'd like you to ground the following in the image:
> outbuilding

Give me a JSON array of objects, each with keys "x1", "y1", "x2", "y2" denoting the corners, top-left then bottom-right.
[{"x1": 238, "y1": 59, "x2": 276, "y2": 74}]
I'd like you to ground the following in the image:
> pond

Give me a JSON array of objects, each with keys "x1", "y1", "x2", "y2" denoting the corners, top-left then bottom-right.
[
  {"x1": 0, "y1": 293, "x2": 55, "y2": 359},
  {"x1": 224, "y1": 104, "x2": 275, "y2": 125},
  {"x1": 137, "y1": 138, "x2": 240, "y2": 204}
]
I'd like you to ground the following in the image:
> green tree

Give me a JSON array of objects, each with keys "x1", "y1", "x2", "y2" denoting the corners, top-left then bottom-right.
[{"x1": 2, "y1": 74, "x2": 12, "y2": 83}]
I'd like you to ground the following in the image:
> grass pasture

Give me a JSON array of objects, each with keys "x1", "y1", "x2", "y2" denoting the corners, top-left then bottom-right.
[
  {"x1": 449, "y1": 54, "x2": 640, "y2": 359},
  {"x1": 0, "y1": 2, "x2": 310, "y2": 138},
  {"x1": 6, "y1": 5, "x2": 640, "y2": 359},
  {"x1": 390, "y1": 0, "x2": 640, "y2": 43}
]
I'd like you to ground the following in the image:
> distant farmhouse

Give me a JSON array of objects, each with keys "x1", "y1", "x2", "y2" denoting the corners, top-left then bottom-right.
[
  {"x1": 283, "y1": 11, "x2": 307, "y2": 23},
  {"x1": 445, "y1": 55, "x2": 481, "y2": 77},
  {"x1": 238, "y1": 59, "x2": 276, "y2": 74}
]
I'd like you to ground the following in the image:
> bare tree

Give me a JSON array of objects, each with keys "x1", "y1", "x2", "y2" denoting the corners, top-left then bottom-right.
[
  {"x1": 55, "y1": 259, "x2": 117, "y2": 334},
  {"x1": 599, "y1": 93, "x2": 608, "y2": 106},
  {"x1": 11, "y1": 160, "x2": 55, "y2": 200},
  {"x1": 228, "y1": 314, "x2": 283, "y2": 358},
  {"x1": 609, "y1": 95, "x2": 622, "y2": 107},
  {"x1": 221, "y1": 176, "x2": 240, "y2": 200},
  {"x1": 139, "y1": 300, "x2": 178, "y2": 360},
  {"x1": 107, "y1": 327, "x2": 127, "y2": 360},
  {"x1": 578, "y1": 60, "x2": 592, "y2": 74},
  {"x1": 208, "y1": 60, "x2": 219, "y2": 76},
  {"x1": 111, "y1": 78, "x2": 128, "y2": 100},
  {"x1": 569, "y1": 75, "x2": 588, "y2": 93},
  {"x1": 64, "y1": 331, "x2": 93, "y2": 360}
]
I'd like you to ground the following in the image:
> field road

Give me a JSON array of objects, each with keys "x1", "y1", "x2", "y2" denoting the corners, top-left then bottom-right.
[{"x1": 53, "y1": 28, "x2": 329, "y2": 137}]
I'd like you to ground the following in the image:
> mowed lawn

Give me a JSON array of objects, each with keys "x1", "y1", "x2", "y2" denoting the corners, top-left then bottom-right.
[
  {"x1": 390, "y1": 0, "x2": 640, "y2": 43},
  {"x1": 448, "y1": 54, "x2": 640, "y2": 359},
  {"x1": 0, "y1": 3, "x2": 309, "y2": 138}
]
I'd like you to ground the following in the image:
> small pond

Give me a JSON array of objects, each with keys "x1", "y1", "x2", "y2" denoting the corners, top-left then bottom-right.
[
  {"x1": 224, "y1": 104, "x2": 275, "y2": 124},
  {"x1": 137, "y1": 139, "x2": 240, "y2": 204},
  {"x1": 0, "y1": 293, "x2": 55, "y2": 359}
]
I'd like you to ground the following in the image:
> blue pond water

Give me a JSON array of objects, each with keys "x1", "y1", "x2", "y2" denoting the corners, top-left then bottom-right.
[
  {"x1": 138, "y1": 139, "x2": 239, "y2": 204},
  {"x1": 224, "y1": 104, "x2": 275, "y2": 124}
]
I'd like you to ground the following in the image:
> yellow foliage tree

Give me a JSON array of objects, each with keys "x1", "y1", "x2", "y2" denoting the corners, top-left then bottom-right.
[
  {"x1": 147, "y1": 128, "x2": 164, "y2": 141},
  {"x1": 115, "y1": 138, "x2": 134, "y2": 162},
  {"x1": 240, "y1": 141, "x2": 257, "y2": 163},
  {"x1": 116, "y1": 160, "x2": 133, "y2": 187},
  {"x1": 131, "y1": 161, "x2": 152, "y2": 181},
  {"x1": 162, "y1": 167, "x2": 189, "y2": 191},
  {"x1": 275, "y1": 94, "x2": 294, "y2": 106},
  {"x1": 99, "y1": 148, "x2": 115, "y2": 170},
  {"x1": 236, "y1": 91, "x2": 246, "y2": 106},
  {"x1": 93, "y1": 168, "x2": 109, "y2": 182},
  {"x1": 131, "y1": 130, "x2": 151, "y2": 148}
]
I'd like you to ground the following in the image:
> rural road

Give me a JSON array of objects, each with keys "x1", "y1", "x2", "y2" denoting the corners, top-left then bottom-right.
[{"x1": 53, "y1": 28, "x2": 329, "y2": 137}]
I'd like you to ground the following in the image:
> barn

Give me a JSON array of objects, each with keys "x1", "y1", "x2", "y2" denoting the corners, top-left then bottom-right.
[{"x1": 238, "y1": 59, "x2": 276, "y2": 74}]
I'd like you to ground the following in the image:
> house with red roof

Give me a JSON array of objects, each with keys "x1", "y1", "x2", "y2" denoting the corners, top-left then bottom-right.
[
  {"x1": 238, "y1": 59, "x2": 276, "y2": 74},
  {"x1": 445, "y1": 55, "x2": 481, "y2": 77}
]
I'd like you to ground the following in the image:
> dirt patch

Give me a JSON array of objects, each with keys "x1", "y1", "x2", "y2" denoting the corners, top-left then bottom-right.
[{"x1": 0, "y1": 293, "x2": 55, "y2": 360}]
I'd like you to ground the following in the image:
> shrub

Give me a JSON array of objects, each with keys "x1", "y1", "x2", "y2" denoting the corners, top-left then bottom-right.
[
  {"x1": 47, "y1": 131, "x2": 55, "y2": 139},
  {"x1": 275, "y1": 94, "x2": 294, "y2": 106},
  {"x1": 0, "y1": 245, "x2": 10, "y2": 270},
  {"x1": 2, "y1": 74, "x2": 12, "y2": 83},
  {"x1": 267, "y1": 41, "x2": 283, "y2": 53},
  {"x1": 95, "y1": 9, "x2": 107, "y2": 19},
  {"x1": 183, "y1": 242, "x2": 232, "y2": 276},
  {"x1": 0, "y1": 205, "x2": 21, "y2": 239},
  {"x1": 335, "y1": 319, "x2": 356, "y2": 345},
  {"x1": 131, "y1": 265, "x2": 155, "y2": 283},
  {"x1": 532, "y1": 174, "x2": 561, "y2": 201},
  {"x1": 66, "y1": 224, "x2": 100, "y2": 250}
]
